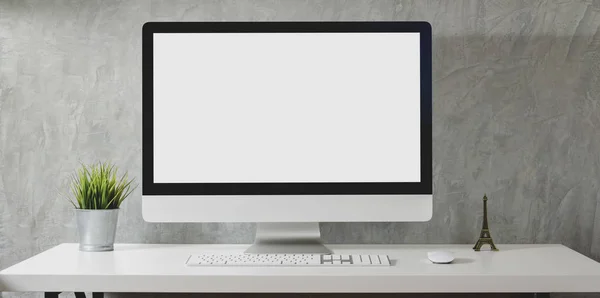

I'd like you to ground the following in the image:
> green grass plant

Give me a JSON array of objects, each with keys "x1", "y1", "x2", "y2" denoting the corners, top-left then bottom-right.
[{"x1": 68, "y1": 162, "x2": 136, "y2": 209}]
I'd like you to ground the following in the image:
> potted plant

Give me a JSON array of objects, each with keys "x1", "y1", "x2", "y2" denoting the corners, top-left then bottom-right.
[{"x1": 68, "y1": 162, "x2": 136, "y2": 252}]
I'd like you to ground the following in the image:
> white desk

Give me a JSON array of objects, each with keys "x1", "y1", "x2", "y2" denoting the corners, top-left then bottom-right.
[{"x1": 1, "y1": 244, "x2": 600, "y2": 295}]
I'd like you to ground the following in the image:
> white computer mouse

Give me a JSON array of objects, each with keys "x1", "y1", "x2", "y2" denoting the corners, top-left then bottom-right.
[{"x1": 427, "y1": 251, "x2": 454, "y2": 264}]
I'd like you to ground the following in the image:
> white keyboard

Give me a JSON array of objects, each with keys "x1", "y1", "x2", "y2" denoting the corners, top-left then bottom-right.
[{"x1": 186, "y1": 254, "x2": 391, "y2": 266}]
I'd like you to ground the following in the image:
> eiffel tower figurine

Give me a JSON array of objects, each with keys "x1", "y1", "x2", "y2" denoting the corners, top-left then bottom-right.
[{"x1": 473, "y1": 194, "x2": 499, "y2": 251}]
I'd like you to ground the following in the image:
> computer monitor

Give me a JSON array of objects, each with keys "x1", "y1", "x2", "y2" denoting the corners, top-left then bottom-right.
[{"x1": 142, "y1": 22, "x2": 432, "y2": 253}]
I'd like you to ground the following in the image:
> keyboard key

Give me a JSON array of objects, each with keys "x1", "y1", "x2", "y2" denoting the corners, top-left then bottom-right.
[
  {"x1": 358, "y1": 255, "x2": 374, "y2": 265},
  {"x1": 379, "y1": 255, "x2": 391, "y2": 265}
]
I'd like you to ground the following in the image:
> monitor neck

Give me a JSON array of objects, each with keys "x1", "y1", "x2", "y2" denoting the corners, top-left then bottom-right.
[{"x1": 245, "y1": 222, "x2": 332, "y2": 254}]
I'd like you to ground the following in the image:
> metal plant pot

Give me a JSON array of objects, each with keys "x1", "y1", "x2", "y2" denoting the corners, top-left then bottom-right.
[{"x1": 76, "y1": 209, "x2": 119, "y2": 252}]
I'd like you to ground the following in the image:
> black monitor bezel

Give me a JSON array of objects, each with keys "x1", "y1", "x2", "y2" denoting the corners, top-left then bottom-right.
[{"x1": 142, "y1": 21, "x2": 432, "y2": 196}]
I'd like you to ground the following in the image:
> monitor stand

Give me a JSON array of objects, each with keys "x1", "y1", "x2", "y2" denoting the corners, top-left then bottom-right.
[{"x1": 245, "y1": 222, "x2": 332, "y2": 254}]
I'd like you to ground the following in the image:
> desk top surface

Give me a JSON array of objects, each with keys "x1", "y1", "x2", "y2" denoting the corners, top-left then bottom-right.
[{"x1": 1, "y1": 243, "x2": 600, "y2": 293}]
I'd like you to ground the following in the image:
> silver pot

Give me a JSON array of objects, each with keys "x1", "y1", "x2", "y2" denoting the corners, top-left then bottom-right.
[{"x1": 76, "y1": 209, "x2": 119, "y2": 252}]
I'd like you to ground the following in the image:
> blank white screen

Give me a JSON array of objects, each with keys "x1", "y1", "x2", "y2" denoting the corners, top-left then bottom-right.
[{"x1": 153, "y1": 32, "x2": 421, "y2": 183}]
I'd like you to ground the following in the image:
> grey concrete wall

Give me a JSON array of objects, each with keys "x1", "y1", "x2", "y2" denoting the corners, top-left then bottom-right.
[{"x1": 1, "y1": 0, "x2": 600, "y2": 297}]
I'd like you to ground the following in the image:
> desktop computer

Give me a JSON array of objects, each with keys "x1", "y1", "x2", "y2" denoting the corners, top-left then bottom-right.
[{"x1": 142, "y1": 21, "x2": 432, "y2": 258}]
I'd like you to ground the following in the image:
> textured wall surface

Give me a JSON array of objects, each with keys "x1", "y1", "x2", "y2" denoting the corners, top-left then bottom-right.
[{"x1": 1, "y1": 0, "x2": 600, "y2": 297}]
